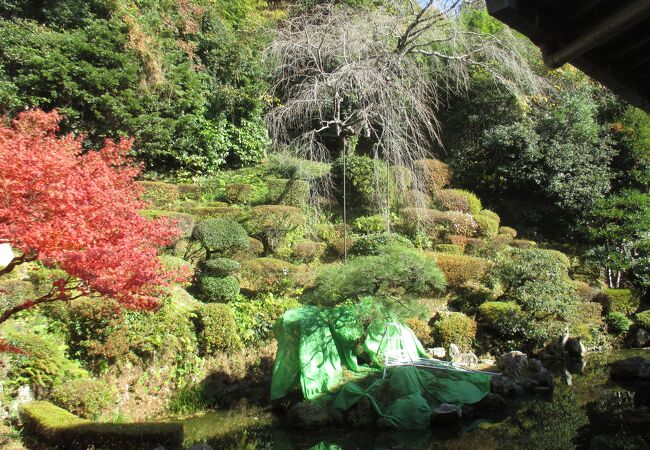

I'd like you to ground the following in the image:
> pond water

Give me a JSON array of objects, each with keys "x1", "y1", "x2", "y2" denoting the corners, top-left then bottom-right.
[{"x1": 181, "y1": 349, "x2": 650, "y2": 450}]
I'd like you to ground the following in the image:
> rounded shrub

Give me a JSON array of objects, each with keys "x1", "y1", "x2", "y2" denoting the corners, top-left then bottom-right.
[
  {"x1": 390, "y1": 165, "x2": 414, "y2": 191},
  {"x1": 474, "y1": 213, "x2": 499, "y2": 238},
  {"x1": 247, "y1": 205, "x2": 305, "y2": 253},
  {"x1": 478, "y1": 301, "x2": 526, "y2": 338},
  {"x1": 198, "y1": 275, "x2": 240, "y2": 302},
  {"x1": 434, "y1": 189, "x2": 482, "y2": 215},
  {"x1": 239, "y1": 258, "x2": 301, "y2": 296},
  {"x1": 202, "y1": 258, "x2": 240, "y2": 276},
  {"x1": 636, "y1": 310, "x2": 650, "y2": 329},
  {"x1": 431, "y1": 313, "x2": 477, "y2": 351},
  {"x1": 193, "y1": 218, "x2": 249, "y2": 258},
  {"x1": 510, "y1": 239, "x2": 537, "y2": 249},
  {"x1": 225, "y1": 183, "x2": 253, "y2": 204},
  {"x1": 137, "y1": 181, "x2": 180, "y2": 210},
  {"x1": 498, "y1": 226, "x2": 517, "y2": 239},
  {"x1": 598, "y1": 288, "x2": 640, "y2": 316},
  {"x1": 434, "y1": 244, "x2": 464, "y2": 255},
  {"x1": 292, "y1": 241, "x2": 325, "y2": 263},
  {"x1": 406, "y1": 318, "x2": 435, "y2": 348},
  {"x1": 413, "y1": 158, "x2": 452, "y2": 194},
  {"x1": 403, "y1": 190, "x2": 431, "y2": 208},
  {"x1": 50, "y1": 379, "x2": 116, "y2": 419},
  {"x1": 480, "y1": 209, "x2": 501, "y2": 225},
  {"x1": 196, "y1": 304, "x2": 243, "y2": 355},
  {"x1": 331, "y1": 154, "x2": 389, "y2": 212},
  {"x1": 266, "y1": 179, "x2": 310, "y2": 207},
  {"x1": 431, "y1": 253, "x2": 491, "y2": 288},
  {"x1": 606, "y1": 312, "x2": 631, "y2": 335},
  {"x1": 349, "y1": 233, "x2": 413, "y2": 256},
  {"x1": 352, "y1": 215, "x2": 389, "y2": 235},
  {"x1": 435, "y1": 211, "x2": 478, "y2": 237}
]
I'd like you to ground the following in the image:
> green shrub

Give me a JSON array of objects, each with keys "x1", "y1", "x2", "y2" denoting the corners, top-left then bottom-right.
[
  {"x1": 332, "y1": 154, "x2": 389, "y2": 213},
  {"x1": 436, "y1": 211, "x2": 478, "y2": 237},
  {"x1": 230, "y1": 294, "x2": 300, "y2": 345},
  {"x1": 390, "y1": 165, "x2": 414, "y2": 192},
  {"x1": 193, "y1": 218, "x2": 249, "y2": 258},
  {"x1": 187, "y1": 206, "x2": 246, "y2": 222},
  {"x1": 202, "y1": 258, "x2": 241, "y2": 276},
  {"x1": 480, "y1": 209, "x2": 501, "y2": 226},
  {"x1": 474, "y1": 213, "x2": 499, "y2": 238},
  {"x1": 239, "y1": 258, "x2": 302, "y2": 296},
  {"x1": 406, "y1": 318, "x2": 435, "y2": 348},
  {"x1": 292, "y1": 241, "x2": 325, "y2": 263},
  {"x1": 51, "y1": 379, "x2": 116, "y2": 420},
  {"x1": 352, "y1": 215, "x2": 389, "y2": 234},
  {"x1": 349, "y1": 233, "x2": 413, "y2": 256},
  {"x1": 246, "y1": 205, "x2": 305, "y2": 253},
  {"x1": 266, "y1": 178, "x2": 310, "y2": 207},
  {"x1": 5, "y1": 330, "x2": 88, "y2": 390},
  {"x1": 403, "y1": 190, "x2": 431, "y2": 208},
  {"x1": 478, "y1": 301, "x2": 526, "y2": 338},
  {"x1": 196, "y1": 304, "x2": 243, "y2": 354},
  {"x1": 141, "y1": 210, "x2": 196, "y2": 238},
  {"x1": 464, "y1": 238, "x2": 509, "y2": 260},
  {"x1": 178, "y1": 184, "x2": 202, "y2": 201},
  {"x1": 306, "y1": 244, "x2": 446, "y2": 307},
  {"x1": 267, "y1": 154, "x2": 331, "y2": 180},
  {"x1": 498, "y1": 226, "x2": 517, "y2": 239},
  {"x1": 598, "y1": 288, "x2": 640, "y2": 316},
  {"x1": 431, "y1": 253, "x2": 491, "y2": 288},
  {"x1": 19, "y1": 401, "x2": 182, "y2": 449},
  {"x1": 446, "y1": 235, "x2": 470, "y2": 247},
  {"x1": 137, "y1": 181, "x2": 180, "y2": 210},
  {"x1": 573, "y1": 281, "x2": 598, "y2": 303},
  {"x1": 431, "y1": 312, "x2": 477, "y2": 351},
  {"x1": 225, "y1": 183, "x2": 253, "y2": 204},
  {"x1": 328, "y1": 237, "x2": 357, "y2": 258},
  {"x1": 399, "y1": 208, "x2": 477, "y2": 239},
  {"x1": 198, "y1": 275, "x2": 240, "y2": 302},
  {"x1": 434, "y1": 244, "x2": 464, "y2": 255},
  {"x1": 510, "y1": 239, "x2": 537, "y2": 249},
  {"x1": 636, "y1": 310, "x2": 650, "y2": 329},
  {"x1": 606, "y1": 312, "x2": 631, "y2": 334},
  {"x1": 434, "y1": 189, "x2": 482, "y2": 215},
  {"x1": 413, "y1": 158, "x2": 452, "y2": 194}
]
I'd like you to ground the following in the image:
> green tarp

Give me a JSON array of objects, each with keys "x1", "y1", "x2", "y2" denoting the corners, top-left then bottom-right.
[{"x1": 271, "y1": 306, "x2": 491, "y2": 429}]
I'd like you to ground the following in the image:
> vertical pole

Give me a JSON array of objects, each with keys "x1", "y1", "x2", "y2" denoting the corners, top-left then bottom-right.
[{"x1": 343, "y1": 141, "x2": 348, "y2": 262}]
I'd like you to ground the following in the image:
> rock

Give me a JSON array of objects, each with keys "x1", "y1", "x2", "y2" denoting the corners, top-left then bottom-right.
[
  {"x1": 532, "y1": 386, "x2": 553, "y2": 395},
  {"x1": 491, "y1": 375, "x2": 520, "y2": 397},
  {"x1": 630, "y1": 328, "x2": 650, "y2": 348},
  {"x1": 565, "y1": 337, "x2": 586, "y2": 358},
  {"x1": 431, "y1": 403, "x2": 462, "y2": 426},
  {"x1": 451, "y1": 351, "x2": 479, "y2": 368},
  {"x1": 610, "y1": 357, "x2": 650, "y2": 381},
  {"x1": 10, "y1": 385, "x2": 33, "y2": 415},
  {"x1": 287, "y1": 402, "x2": 331, "y2": 429},
  {"x1": 460, "y1": 404, "x2": 475, "y2": 420},
  {"x1": 533, "y1": 368, "x2": 555, "y2": 391},
  {"x1": 432, "y1": 347, "x2": 446, "y2": 359},
  {"x1": 475, "y1": 393, "x2": 506, "y2": 416},
  {"x1": 521, "y1": 378, "x2": 540, "y2": 392},
  {"x1": 527, "y1": 358, "x2": 543, "y2": 373},
  {"x1": 376, "y1": 417, "x2": 399, "y2": 430},
  {"x1": 634, "y1": 382, "x2": 650, "y2": 408},
  {"x1": 346, "y1": 397, "x2": 377, "y2": 428},
  {"x1": 449, "y1": 343, "x2": 461, "y2": 357},
  {"x1": 497, "y1": 351, "x2": 528, "y2": 378}
]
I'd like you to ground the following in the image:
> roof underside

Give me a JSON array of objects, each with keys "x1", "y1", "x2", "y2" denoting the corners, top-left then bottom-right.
[{"x1": 486, "y1": 0, "x2": 650, "y2": 112}]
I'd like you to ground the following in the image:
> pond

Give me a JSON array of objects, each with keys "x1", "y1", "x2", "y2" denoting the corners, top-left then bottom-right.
[{"x1": 181, "y1": 349, "x2": 650, "y2": 450}]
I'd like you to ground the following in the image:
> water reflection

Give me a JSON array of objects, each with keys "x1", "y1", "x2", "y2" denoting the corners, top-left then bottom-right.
[{"x1": 182, "y1": 349, "x2": 650, "y2": 450}]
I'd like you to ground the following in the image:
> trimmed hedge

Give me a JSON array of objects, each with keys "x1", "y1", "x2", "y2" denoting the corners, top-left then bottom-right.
[
  {"x1": 158, "y1": 255, "x2": 194, "y2": 285},
  {"x1": 51, "y1": 379, "x2": 116, "y2": 420},
  {"x1": 406, "y1": 318, "x2": 434, "y2": 348},
  {"x1": 598, "y1": 288, "x2": 640, "y2": 316},
  {"x1": 607, "y1": 312, "x2": 631, "y2": 334},
  {"x1": 510, "y1": 239, "x2": 537, "y2": 249},
  {"x1": 434, "y1": 244, "x2": 464, "y2": 255},
  {"x1": 636, "y1": 310, "x2": 650, "y2": 329},
  {"x1": 478, "y1": 301, "x2": 525, "y2": 337},
  {"x1": 141, "y1": 210, "x2": 196, "y2": 238},
  {"x1": 498, "y1": 226, "x2": 517, "y2": 239},
  {"x1": 198, "y1": 275, "x2": 240, "y2": 302},
  {"x1": 474, "y1": 212, "x2": 499, "y2": 238},
  {"x1": 239, "y1": 257, "x2": 303, "y2": 295},
  {"x1": 225, "y1": 183, "x2": 253, "y2": 204},
  {"x1": 266, "y1": 178, "x2": 310, "y2": 207},
  {"x1": 403, "y1": 189, "x2": 431, "y2": 208},
  {"x1": 399, "y1": 208, "x2": 477, "y2": 238},
  {"x1": 349, "y1": 233, "x2": 413, "y2": 256},
  {"x1": 188, "y1": 206, "x2": 246, "y2": 222},
  {"x1": 431, "y1": 312, "x2": 476, "y2": 351},
  {"x1": 390, "y1": 165, "x2": 414, "y2": 192},
  {"x1": 352, "y1": 215, "x2": 389, "y2": 235},
  {"x1": 413, "y1": 158, "x2": 452, "y2": 194},
  {"x1": 292, "y1": 241, "x2": 325, "y2": 263},
  {"x1": 431, "y1": 253, "x2": 491, "y2": 288},
  {"x1": 246, "y1": 205, "x2": 305, "y2": 253},
  {"x1": 193, "y1": 218, "x2": 249, "y2": 258},
  {"x1": 434, "y1": 189, "x2": 482, "y2": 215},
  {"x1": 137, "y1": 181, "x2": 179, "y2": 210},
  {"x1": 178, "y1": 183, "x2": 202, "y2": 201},
  {"x1": 20, "y1": 401, "x2": 183, "y2": 450},
  {"x1": 195, "y1": 304, "x2": 243, "y2": 354},
  {"x1": 202, "y1": 258, "x2": 241, "y2": 276}
]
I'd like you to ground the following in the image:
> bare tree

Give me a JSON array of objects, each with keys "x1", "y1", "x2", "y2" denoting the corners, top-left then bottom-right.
[{"x1": 264, "y1": 0, "x2": 544, "y2": 240}]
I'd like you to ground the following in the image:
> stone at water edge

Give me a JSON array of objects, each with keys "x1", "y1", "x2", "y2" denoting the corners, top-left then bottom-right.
[
  {"x1": 497, "y1": 351, "x2": 528, "y2": 378},
  {"x1": 431, "y1": 404, "x2": 462, "y2": 426},
  {"x1": 287, "y1": 402, "x2": 331, "y2": 429},
  {"x1": 527, "y1": 358, "x2": 544, "y2": 373},
  {"x1": 630, "y1": 328, "x2": 650, "y2": 348},
  {"x1": 432, "y1": 347, "x2": 446, "y2": 359},
  {"x1": 610, "y1": 357, "x2": 650, "y2": 381},
  {"x1": 475, "y1": 393, "x2": 506, "y2": 415},
  {"x1": 490, "y1": 375, "x2": 523, "y2": 397},
  {"x1": 451, "y1": 351, "x2": 479, "y2": 368}
]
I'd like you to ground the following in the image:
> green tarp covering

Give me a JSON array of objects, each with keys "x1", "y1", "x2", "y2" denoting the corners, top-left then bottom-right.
[{"x1": 271, "y1": 307, "x2": 491, "y2": 429}]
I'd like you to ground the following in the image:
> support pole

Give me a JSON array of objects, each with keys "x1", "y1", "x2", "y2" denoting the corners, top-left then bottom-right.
[{"x1": 343, "y1": 143, "x2": 347, "y2": 262}]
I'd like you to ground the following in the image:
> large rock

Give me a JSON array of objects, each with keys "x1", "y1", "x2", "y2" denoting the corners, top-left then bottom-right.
[
  {"x1": 610, "y1": 357, "x2": 650, "y2": 381},
  {"x1": 287, "y1": 402, "x2": 331, "y2": 429},
  {"x1": 431, "y1": 403, "x2": 462, "y2": 426},
  {"x1": 474, "y1": 393, "x2": 506, "y2": 416},
  {"x1": 533, "y1": 368, "x2": 556, "y2": 391},
  {"x1": 491, "y1": 375, "x2": 523, "y2": 397},
  {"x1": 346, "y1": 397, "x2": 377, "y2": 428},
  {"x1": 497, "y1": 351, "x2": 528, "y2": 378},
  {"x1": 451, "y1": 351, "x2": 479, "y2": 368},
  {"x1": 629, "y1": 328, "x2": 650, "y2": 348}
]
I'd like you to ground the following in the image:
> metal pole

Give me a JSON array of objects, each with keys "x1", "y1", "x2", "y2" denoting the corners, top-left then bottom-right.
[{"x1": 343, "y1": 143, "x2": 347, "y2": 262}]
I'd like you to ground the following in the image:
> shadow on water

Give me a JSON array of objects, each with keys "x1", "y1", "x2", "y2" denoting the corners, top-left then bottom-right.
[{"x1": 181, "y1": 349, "x2": 650, "y2": 450}]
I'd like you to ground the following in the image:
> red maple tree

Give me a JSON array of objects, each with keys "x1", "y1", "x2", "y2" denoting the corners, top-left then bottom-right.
[{"x1": 0, "y1": 109, "x2": 187, "y2": 324}]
